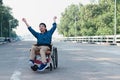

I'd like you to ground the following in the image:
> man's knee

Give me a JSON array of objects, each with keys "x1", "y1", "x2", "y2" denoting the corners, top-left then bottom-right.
[
  {"x1": 31, "y1": 45, "x2": 38, "y2": 50},
  {"x1": 40, "y1": 46, "x2": 49, "y2": 54}
]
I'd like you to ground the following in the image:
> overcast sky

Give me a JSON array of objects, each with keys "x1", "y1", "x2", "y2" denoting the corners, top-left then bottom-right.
[{"x1": 3, "y1": 0, "x2": 90, "y2": 37}]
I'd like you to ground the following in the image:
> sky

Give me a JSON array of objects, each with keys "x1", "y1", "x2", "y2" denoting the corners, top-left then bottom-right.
[{"x1": 3, "y1": 0, "x2": 90, "y2": 38}]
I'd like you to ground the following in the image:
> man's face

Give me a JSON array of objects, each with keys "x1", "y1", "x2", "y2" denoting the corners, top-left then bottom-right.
[{"x1": 39, "y1": 24, "x2": 46, "y2": 33}]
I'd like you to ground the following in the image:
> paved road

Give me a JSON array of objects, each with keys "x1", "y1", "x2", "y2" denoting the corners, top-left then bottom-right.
[{"x1": 0, "y1": 41, "x2": 120, "y2": 80}]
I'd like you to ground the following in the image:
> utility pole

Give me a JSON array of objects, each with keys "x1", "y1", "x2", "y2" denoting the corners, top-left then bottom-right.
[
  {"x1": 0, "y1": 16, "x2": 2, "y2": 37},
  {"x1": 75, "y1": 16, "x2": 77, "y2": 37},
  {"x1": 9, "y1": 20, "x2": 12, "y2": 38},
  {"x1": 114, "y1": 0, "x2": 117, "y2": 44},
  {"x1": 0, "y1": 0, "x2": 3, "y2": 37}
]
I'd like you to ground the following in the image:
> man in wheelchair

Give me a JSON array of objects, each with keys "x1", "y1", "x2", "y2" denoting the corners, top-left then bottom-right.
[{"x1": 22, "y1": 16, "x2": 57, "y2": 71}]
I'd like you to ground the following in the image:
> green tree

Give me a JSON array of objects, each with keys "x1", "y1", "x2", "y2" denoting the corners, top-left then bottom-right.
[
  {"x1": 58, "y1": 4, "x2": 80, "y2": 37},
  {"x1": 0, "y1": 0, "x2": 3, "y2": 4},
  {"x1": 0, "y1": 4, "x2": 18, "y2": 37},
  {"x1": 58, "y1": 0, "x2": 120, "y2": 37}
]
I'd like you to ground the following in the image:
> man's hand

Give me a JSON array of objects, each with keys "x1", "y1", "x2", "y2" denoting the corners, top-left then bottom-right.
[
  {"x1": 22, "y1": 18, "x2": 27, "y2": 23},
  {"x1": 53, "y1": 16, "x2": 57, "y2": 23},
  {"x1": 22, "y1": 18, "x2": 30, "y2": 27}
]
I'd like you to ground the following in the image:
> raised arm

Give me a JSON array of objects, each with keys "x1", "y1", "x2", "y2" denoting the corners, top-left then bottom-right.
[
  {"x1": 49, "y1": 16, "x2": 57, "y2": 34},
  {"x1": 22, "y1": 18, "x2": 30, "y2": 27},
  {"x1": 22, "y1": 18, "x2": 38, "y2": 38}
]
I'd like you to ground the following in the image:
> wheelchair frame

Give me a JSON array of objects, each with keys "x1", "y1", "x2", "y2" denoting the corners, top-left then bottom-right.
[{"x1": 30, "y1": 45, "x2": 58, "y2": 71}]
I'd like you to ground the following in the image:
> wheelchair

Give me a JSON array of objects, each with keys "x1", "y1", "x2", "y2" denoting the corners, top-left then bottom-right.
[{"x1": 29, "y1": 44, "x2": 58, "y2": 71}]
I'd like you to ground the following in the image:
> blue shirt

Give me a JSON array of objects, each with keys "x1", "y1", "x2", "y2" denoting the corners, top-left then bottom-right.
[{"x1": 28, "y1": 23, "x2": 57, "y2": 45}]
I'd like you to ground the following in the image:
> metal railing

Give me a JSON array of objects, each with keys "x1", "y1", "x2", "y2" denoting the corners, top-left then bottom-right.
[
  {"x1": 0, "y1": 37, "x2": 12, "y2": 44},
  {"x1": 58, "y1": 35, "x2": 120, "y2": 45},
  {"x1": 0, "y1": 37, "x2": 6, "y2": 44}
]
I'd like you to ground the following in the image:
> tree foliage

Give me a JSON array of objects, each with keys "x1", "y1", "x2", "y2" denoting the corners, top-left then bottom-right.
[
  {"x1": 0, "y1": 2, "x2": 19, "y2": 37},
  {"x1": 58, "y1": 0, "x2": 120, "y2": 37}
]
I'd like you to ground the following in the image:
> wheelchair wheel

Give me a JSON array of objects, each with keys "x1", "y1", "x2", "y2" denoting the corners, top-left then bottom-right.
[
  {"x1": 50, "y1": 63, "x2": 52, "y2": 71},
  {"x1": 54, "y1": 47, "x2": 58, "y2": 68},
  {"x1": 52, "y1": 47, "x2": 58, "y2": 69}
]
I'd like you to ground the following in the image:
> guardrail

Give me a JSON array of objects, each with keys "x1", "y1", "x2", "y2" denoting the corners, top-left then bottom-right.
[
  {"x1": 58, "y1": 35, "x2": 120, "y2": 46},
  {"x1": 0, "y1": 37, "x2": 12, "y2": 44},
  {"x1": 0, "y1": 37, "x2": 6, "y2": 44}
]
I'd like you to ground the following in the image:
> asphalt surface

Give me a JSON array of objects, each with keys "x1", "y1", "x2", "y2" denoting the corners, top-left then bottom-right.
[{"x1": 0, "y1": 41, "x2": 120, "y2": 80}]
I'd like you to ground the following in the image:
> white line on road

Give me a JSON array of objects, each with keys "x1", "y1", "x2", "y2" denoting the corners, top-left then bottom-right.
[{"x1": 10, "y1": 71, "x2": 21, "y2": 80}]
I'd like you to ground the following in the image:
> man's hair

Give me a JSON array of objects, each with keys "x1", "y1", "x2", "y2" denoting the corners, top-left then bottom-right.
[
  {"x1": 39, "y1": 23, "x2": 47, "y2": 32},
  {"x1": 39, "y1": 23, "x2": 46, "y2": 28}
]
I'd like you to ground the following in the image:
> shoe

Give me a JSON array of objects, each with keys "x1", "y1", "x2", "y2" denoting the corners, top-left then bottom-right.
[
  {"x1": 31, "y1": 65, "x2": 38, "y2": 71},
  {"x1": 29, "y1": 60, "x2": 34, "y2": 66},
  {"x1": 38, "y1": 63, "x2": 48, "y2": 71}
]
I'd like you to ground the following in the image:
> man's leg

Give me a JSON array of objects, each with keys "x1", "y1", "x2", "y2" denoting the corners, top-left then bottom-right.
[
  {"x1": 29, "y1": 45, "x2": 38, "y2": 66},
  {"x1": 39, "y1": 46, "x2": 49, "y2": 63},
  {"x1": 30, "y1": 45, "x2": 38, "y2": 60},
  {"x1": 38, "y1": 46, "x2": 50, "y2": 71}
]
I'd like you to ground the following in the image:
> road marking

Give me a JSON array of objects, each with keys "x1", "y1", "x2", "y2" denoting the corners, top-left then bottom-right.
[{"x1": 10, "y1": 71, "x2": 21, "y2": 80}]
